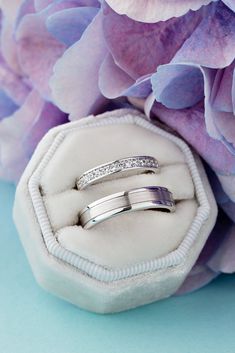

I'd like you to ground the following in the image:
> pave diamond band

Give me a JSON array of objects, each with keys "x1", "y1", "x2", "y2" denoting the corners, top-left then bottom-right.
[
  {"x1": 79, "y1": 186, "x2": 175, "y2": 229},
  {"x1": 76, "y1": 156, "x2": 159, "y2": 190}
]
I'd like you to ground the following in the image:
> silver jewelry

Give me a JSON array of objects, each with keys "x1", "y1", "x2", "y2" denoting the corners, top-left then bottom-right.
[
  {"x1": 76, "y1": 156, "x2": 159, "y2": 190},
  {"x1": 79, "y1": 186, "x2": 175, "y2": 229}
]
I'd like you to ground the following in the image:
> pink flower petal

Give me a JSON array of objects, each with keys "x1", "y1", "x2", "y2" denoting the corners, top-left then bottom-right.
[
  {"x1": 50, "y1": 12, "x2": 108, "y2": 119},
  {"x1": 105, "y1": 0, "x2": 214, "y2": 23}
]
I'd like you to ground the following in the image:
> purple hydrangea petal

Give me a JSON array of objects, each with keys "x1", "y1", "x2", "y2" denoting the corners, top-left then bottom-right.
[
  {"x1": 213, "y1": 112, "x2": 235, "y2": 154},
  {"x1": 231, "y1": 64, "x2": 235, "y2": 113},
  {"x1": 15, "y1": 0, "x2": 35, "y2": 28},
  {"x1": 15, "y1": 1, "x2": 82, "y2": 99},
  {"x1": 0, "y1": 90, "x2": 45, "y2": 181},
  {"x1": 17, "y1": 0, "x2": 35, "y2": 19},
  {"x1": 212, "y1": 64, "x2": 234, "y2": 113},
  {"x1": 105, "y1": 0, "x2": 215, "y2": 23},
  {"x1": 152, "y1": 62, "x2": 235, "y2": 155},
  {"x1": 202, "y1": 66, "x2": 235, "y2": 154},
  {"x1": 99, "y1": 54, "x2": 152, "y2": 99},
  {"x1": 0, "y1": 90, "x2": 19, "y2": 120},
  {"x1": 34, "y1": 0, "x2": 53, "y2": 11},
  {"x1": 0, "y1": 89, "x2": 67, "y2": 182},
  {"x1": 102, "y1": 3, "x2": 204, "y2": 80},
  {"x1": 22, "y1": 99, "x2": 68, "y2": 156},
  {"x1": 50, "y1": 11, "x2": 108, "y2": 119},
  {"x1": 0, "y1": 0, "x2": 27, "y2": 75},
  {"x1": 206, "y1": 167, "x2": 235, "y2": 221},
  {"x1": 151, "y1": 64, "x2": 204, "y2": 109},
  {"x1": 34, "y1": 0, "x2": 100, "y2": 11},
  {"x1": 0, "y1": 0, "x2": 24, "y2": 22},
  {"x1": 72, "y1": 0, "x2": 100, "y2": 7},
  {"x1": 172, "y1": 2, "x2": 235, "y2": 68},
  {"x1": 124, "y1": 75, "x2": 152, "y2": 98},
  {"x1": 0, "y1": 22, "x2": 23, "y2": 75},
  {"x1": 152, "y1": 102, "x2": 235, "y2": 175},
  {"x1": 99, "y1": 54, "x2": 135, "y2": 99},
  {"x1": 46, "y1": 7, "x2": 99, "y2": 47},
  {"x1": 0, "y1": 55, "x2": 30, "y2": 105}
]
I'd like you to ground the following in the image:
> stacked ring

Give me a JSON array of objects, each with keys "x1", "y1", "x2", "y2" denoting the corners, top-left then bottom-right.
[
  {"x1": 79, "y1": 186, "x2": 175, "y2": 229},
  {"x1": 76, "y1": 156, "x2": 159, "y2": 190}
]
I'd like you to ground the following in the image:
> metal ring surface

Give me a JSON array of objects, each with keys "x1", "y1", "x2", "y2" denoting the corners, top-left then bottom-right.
[
  {"x1": 79, "y1": 186, "x2": 175, "y2": 229},
  {"x1": 76, "y1": 156, "x2": 159, "y2": 190}
]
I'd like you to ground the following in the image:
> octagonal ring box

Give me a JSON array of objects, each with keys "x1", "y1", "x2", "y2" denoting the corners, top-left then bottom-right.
[{"x1": 13, "y1": 108, "x2": 217, "y2": 314}]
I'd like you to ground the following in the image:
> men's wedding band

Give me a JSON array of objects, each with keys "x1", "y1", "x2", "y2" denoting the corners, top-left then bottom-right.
[
  {"x1": 76, "y1": 156, "x2": 159, "y2": 190},
  {"x1": 79, "y1": 186, "x2": 175, "y2": 229}
]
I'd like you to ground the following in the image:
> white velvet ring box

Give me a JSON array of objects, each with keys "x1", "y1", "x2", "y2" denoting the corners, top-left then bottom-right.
[{"x1": 13, "y1": 108, "x2": 217, "y2": 313}]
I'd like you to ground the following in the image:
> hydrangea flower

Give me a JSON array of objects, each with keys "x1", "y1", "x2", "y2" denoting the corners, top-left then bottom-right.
[{"x1": 0, "y1": 0, "x2": 100, "y2": 181}]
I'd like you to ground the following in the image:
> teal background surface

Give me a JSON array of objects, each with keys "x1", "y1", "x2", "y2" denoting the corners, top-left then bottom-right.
[{"x1": 0, "y1": 181, "x2": 235, "y2": 353}]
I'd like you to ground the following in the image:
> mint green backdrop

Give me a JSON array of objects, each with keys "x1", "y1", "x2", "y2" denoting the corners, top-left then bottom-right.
[{"x1": 0, "y1": 181, "x2": 235, "y2": 353}]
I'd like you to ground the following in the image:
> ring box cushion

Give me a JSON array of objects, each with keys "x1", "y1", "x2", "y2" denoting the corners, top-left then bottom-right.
[{"x1": 13, "y1": 109, "x2": 218, "y2": 313}]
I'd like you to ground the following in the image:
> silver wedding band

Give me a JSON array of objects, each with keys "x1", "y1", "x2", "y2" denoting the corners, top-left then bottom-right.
[
  {"x1": 76, "y1": 156, "x2": 159, "y2": 190},
  {"x1": 79, "y1": 186, "x2": 175, "y2": 229}
]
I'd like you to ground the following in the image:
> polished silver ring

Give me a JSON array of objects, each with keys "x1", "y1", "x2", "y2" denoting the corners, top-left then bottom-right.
[
  {"x1": 79, "y1": 186, "x2": 175, "y2": 229},
  {"x1": 76, "y1": 156, "x2": 159, "y2": 190}
]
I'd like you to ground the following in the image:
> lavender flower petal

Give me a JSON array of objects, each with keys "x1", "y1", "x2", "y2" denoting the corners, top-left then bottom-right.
[
  {"x1": 172, "y1": 2, "x2": 235, "y2": 68},
  {"x1": 102, "y1": 3, "x2": 203, "y2": 79},
  {"x1": 0, "y1": 90, "x2": 67, "y2": 182},
  {"x1": 50, "y1": 12, "x2": 108, "y2": 119},
  {"x1": 105, "y1": 0, "x2": 215, "y2": 23},
  {"x1": 0, "y1": 90, "x2": 18, "y2": 120},
  {"x1": 99, "y1": 54, "x2": 134, "y2": 98},
  {"x1": 151, "y1": 64, "x2": 204, "y2": 109},
  {"x1": 46, "y1": 7, "x2": 99, "y2": 46}
]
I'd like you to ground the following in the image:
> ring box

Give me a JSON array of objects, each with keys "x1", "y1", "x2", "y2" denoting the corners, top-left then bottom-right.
[{"x1": 13, "y1": 109, "x2": 217, "y2": 313}]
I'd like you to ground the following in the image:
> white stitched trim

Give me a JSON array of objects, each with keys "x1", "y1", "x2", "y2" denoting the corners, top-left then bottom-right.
[{"x1": 28, "y1": 110, "x2": 210, "y2": 282}]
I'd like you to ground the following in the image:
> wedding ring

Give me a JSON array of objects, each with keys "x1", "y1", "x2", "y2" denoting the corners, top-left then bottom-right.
[
  {"x1": 76, "y1": 156, "x2": 159, "y2": 190},
  {"x1": 79, "y1": 186, "x2": 175, "y2": 229}
]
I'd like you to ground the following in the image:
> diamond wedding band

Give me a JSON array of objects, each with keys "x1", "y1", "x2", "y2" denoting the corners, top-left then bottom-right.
[
  {"x1": 79, "y1": 186, "x2": 175, "y2": 229},
  {"x1": 76, "y1": 156, "x2": 159, "y2": 190}
]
